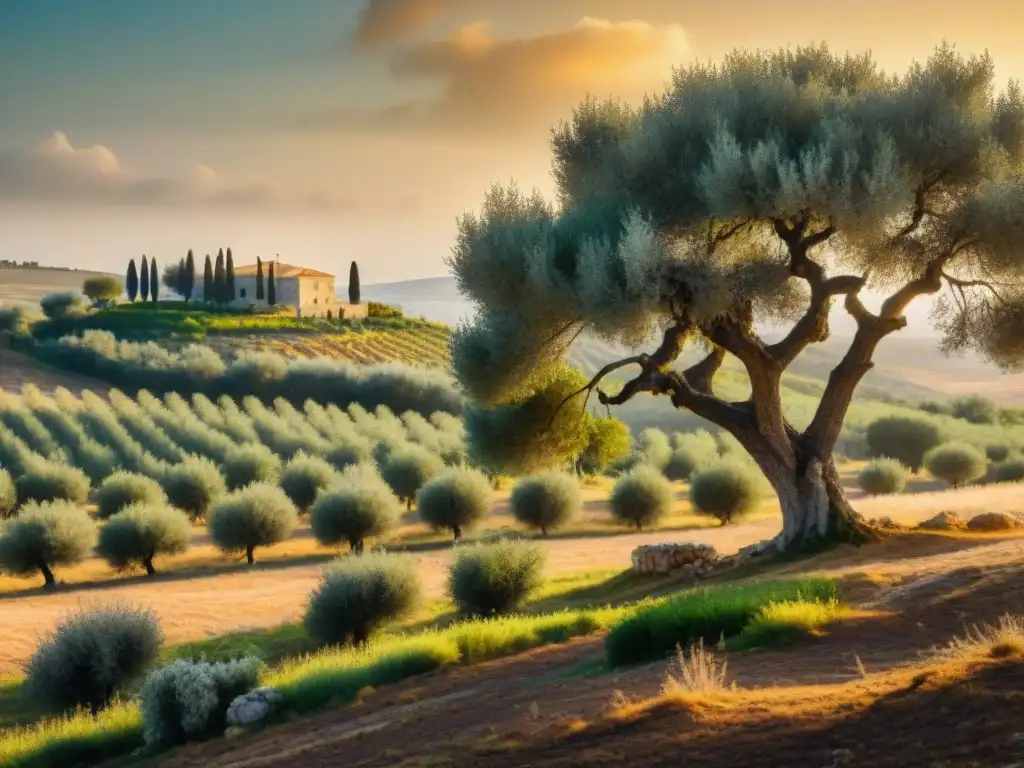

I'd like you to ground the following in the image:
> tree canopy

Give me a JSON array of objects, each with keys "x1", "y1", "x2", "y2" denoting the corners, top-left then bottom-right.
[{"x1": 449, "y1": 44, "x2": 1024, "y2": 551}]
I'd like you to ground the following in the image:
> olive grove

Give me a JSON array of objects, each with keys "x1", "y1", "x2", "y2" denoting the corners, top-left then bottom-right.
[{"x1": 449, "y1": 45, "x2": 1024, "y2": 552}]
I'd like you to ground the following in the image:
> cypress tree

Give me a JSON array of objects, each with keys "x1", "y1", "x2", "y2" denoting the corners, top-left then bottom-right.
[
  {"x1": 150, "y1": 258, "x2": 159, "y2": 304},
  {"x1": 203, "y1": 255, "x2": 214, "y2": 303},
  {"x1": 184, "y1": 250, "x2": 195, "y2": 301},
  {"x1": 214, "y1": 250, "x2": 226, "y2": 304},
  {"x1": 177, "y1": 257, "x2": 187, "y2": 297},
  {"x1": 225, "y1": 247, "x2": 235, "y2": 302},
  {"x1": 256, "y1": 257, "x2": 265, "y2": 300},
  {"x1": 267, "y1": 262, "x2": 276, "y2": 306},
  {"x1": 140, "y1": 255, "x2": 150, "y2": 302},
  {"x1": 348, "y1": 261, "x2": 361, "y2": 304},
  {"x1": 126, "y1": 260, "x2": 138, "y2": 302}
]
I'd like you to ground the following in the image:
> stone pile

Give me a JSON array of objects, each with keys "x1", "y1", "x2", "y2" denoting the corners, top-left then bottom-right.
[{"x1": 631, "y1": 542, "x2": 718, "y2": 576}]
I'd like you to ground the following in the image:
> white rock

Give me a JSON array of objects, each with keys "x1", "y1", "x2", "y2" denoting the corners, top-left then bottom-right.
[{"x1": 226, "y1": 687, "x2": 282, "y2": 727}]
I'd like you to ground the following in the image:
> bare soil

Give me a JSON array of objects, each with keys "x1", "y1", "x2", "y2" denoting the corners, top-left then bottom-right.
[{"x1": 153, "y1": 531, "x2": 1024, "y2": 768}]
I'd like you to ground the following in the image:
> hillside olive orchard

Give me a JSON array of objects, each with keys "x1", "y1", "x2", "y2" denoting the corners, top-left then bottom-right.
[{"x1": 450, "y1": 45, "x2": 1024, "y2": 551}]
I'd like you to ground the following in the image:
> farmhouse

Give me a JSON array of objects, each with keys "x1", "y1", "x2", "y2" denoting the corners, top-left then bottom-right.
[{"x1": 197, "y1": 261, "x2": 366, "y2": 319}]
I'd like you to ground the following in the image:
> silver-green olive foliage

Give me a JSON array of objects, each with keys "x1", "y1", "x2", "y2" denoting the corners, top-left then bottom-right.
[{"x1": 449, "y1": 45, "x2": 1024, "y2": 550}]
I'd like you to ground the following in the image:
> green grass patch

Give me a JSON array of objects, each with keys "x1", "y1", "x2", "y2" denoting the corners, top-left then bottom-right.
[
  {"x1": 0, "y1": 701, "x2": 142, "y2": 768},
  {"x1": 28, "y1": 304, "x2": 433, "y2": 342},
  {"x1": 604, "y1": 577, "x2": 838, "y2": 667},
  {"x1": 731, "y1": 599, "x2": 846, "y2": 650},
  {"x1": 0, "y1": 607, "x2": 625, "y2": 767}
]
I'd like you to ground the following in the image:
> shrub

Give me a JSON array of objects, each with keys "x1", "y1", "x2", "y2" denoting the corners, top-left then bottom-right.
[
  {"x1": 222, "y1": 443, "x2": 282, "y2": 491},
  {"x1": 985, "y1": 444, "x2": 1012, "y2": 464},
  {"x1": 918, "y1": 399, "x2": 951, "y2": 416},
  {"x1": 0, "y1": 467, "x2": 15, "y2": 518},
  {"x1": 310, "y1": 471, "x2": 401, "y2": 553},
  {"x1": 15, "y1": 463, "x2": 90, "y2": 505},
  {"x1": 636, "y1": 428, "x2": 672, "y2": 472},
  {"x1": 140, "y1": 657, "x2": 262, "y2": 748},
  {"x1": 865, "y1": 415, "x2": 943, "y2": 473},
  {"x1": 82, "y1": 276, "x2": 124, "y2": 304},
  {"x1": 40, "y1": 291, "x2": 87, "y2": 320},
  {"x1": 279, "y1": 452, "x2": 337, "y2": 512},
  {"x1": 162, "y1": 454, "x2": 226, "y2": 521},
  {"x1": 688, "y1": 463, "x2": 761, "y2": 524},
  {"x1": 990, "y1": 457, "x2": 1024, "y2": 484},
  {"x1": 924, "y1": 442, "x2": 988, "y2": 488},
  {"x1": 381, "y1": 445, "x2": 445, "y2": 510},
  {"x1": 208, "y1": 482, "x2": 298, "y2": 564},
  {"x1": 96, "y1": 503, "x2": 191, "y2": 576},
  {"x1": 417, "y1": 467, "x2": 492, "y2": 540},
  {"x1": 610, "y1": 467, "x2": 674, "y2": 531},
  {"x1": 304, "y1": 553, "x2": 422, "y2": 646},
  {"x1": 0, "y1": 501, "x2": 97, "y2": 587},
  {"x1": 448, "y1": 540, "x2": 546, "y2": 617},
  {"x1": 857, "y1": 458, "x2": 907, "y2": 495},
  {"x1": 94, "y1": 470, "x2": 167, "y2": 519},
  {"x1": 0, "y1": 304, "x2": 33, "y2": 335},
  {"x1": 24, "y1": 605, "x2": 163, "y2": 714},
  {"x1": 509, "y1": 472, "x2": 581, "y2": 536},
  {"x1": 664, "y1": 447, "x2": 703, "y2": 481},
  {"x1": 605, "y1": 577, "x2": 838, "y2": 667},
  {"x1": 951, "y1": 395, "x2": 999, "y2": 425}
]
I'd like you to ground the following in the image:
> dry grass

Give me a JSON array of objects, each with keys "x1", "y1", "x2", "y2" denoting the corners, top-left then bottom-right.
[
  {"x1": 853, "y1": 482, "x2": 1024, "y2": 524},
  {"x1": 660, "y1": 639, "x2": 730, "y2": 697},
  {"x1": 934, "y1": 613, "x2": 1024, "y2": 660}
]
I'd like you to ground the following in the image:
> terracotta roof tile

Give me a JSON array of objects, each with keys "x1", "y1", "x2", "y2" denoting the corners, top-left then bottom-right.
[{"x1": 232, "y1": 263, "x2": 334, "y2": 279}]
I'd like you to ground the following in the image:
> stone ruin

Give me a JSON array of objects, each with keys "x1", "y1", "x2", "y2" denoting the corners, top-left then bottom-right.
[{"x1": 630, "y1": 542, "x2": 718, "y2": 576}]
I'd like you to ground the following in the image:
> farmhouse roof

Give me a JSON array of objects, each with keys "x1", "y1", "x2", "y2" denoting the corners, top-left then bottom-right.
[{"x1": 233, "y1": 262, "x2": 334, "y2": 279}]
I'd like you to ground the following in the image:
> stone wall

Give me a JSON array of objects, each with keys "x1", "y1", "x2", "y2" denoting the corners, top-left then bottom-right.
[{"x1": 631, "y1": 542, "x2": 718, "y2": 576}]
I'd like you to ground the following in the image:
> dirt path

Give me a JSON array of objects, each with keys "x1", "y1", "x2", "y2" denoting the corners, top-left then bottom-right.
[{"x1": 155, "y1": 533, "x2": 1024, "y2": 768}]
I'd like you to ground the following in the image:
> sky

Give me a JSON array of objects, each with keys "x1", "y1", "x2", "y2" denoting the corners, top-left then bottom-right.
[{"x1": 2, "y1": 0, "x2": 1023, "y2": 286}]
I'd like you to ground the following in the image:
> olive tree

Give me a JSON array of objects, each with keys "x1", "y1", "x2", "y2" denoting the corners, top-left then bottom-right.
[
  {"x1": 449, "y1": 45, "x2": 1024, "y2": 553},
  {"x1": 0, "y1": 501, "x2": 97, "y2": 587}
]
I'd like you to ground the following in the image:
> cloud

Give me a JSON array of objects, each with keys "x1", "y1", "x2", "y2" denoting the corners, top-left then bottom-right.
[
  {"x1": 354, "y1": 0, "x2": 456, "y2": 48},
  {"x1": 309, "y1": 17, "x2": 688, "y2": 135},
  {"x1": 0, "y1": 132, "x2": 350, "y2": 210}
]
